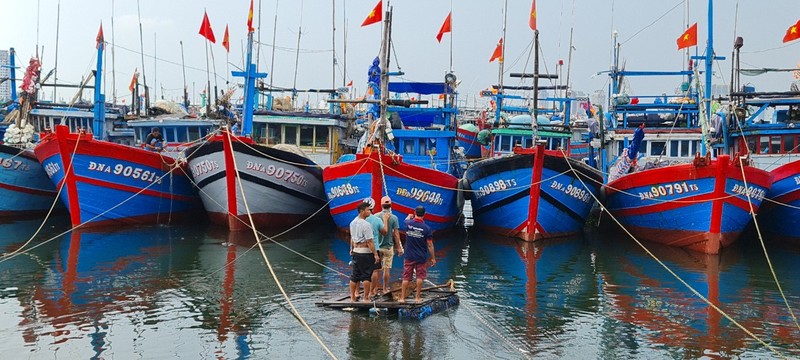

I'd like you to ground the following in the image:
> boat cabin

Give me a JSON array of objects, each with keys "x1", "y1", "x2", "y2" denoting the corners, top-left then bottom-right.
[
  {"x1": 251, "y1": 110, "x2": 350, "y2": 167},
  {"x1": 128, "y1": 118, "x2": 219, "y2": 152}
]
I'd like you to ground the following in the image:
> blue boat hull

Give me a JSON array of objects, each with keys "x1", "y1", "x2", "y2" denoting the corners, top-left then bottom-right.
[
  {"x1": 760, "y1": 159, "x2": 800, "y2": 243},
  {"x1": 0, "y1": 144, "x2": 61, "y2": 215},
  {"x1": 464, "y1": 148, "x2": 602, "y2": 241}
]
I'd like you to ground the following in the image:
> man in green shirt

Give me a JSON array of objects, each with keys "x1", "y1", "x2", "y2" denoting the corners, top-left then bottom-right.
[{"x1": 370, "y1": 196, "x2": 403, "y2": 297}]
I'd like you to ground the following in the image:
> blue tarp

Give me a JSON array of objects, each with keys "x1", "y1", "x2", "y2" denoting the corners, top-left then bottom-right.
[{"x1": 389, "y1": 82, "x2": 450, "y2": 95}]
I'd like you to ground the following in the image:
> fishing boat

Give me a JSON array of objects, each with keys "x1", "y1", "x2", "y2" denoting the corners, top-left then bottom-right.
[
  {"x1": 322, "y1": 8, "x2": 462, "y2": 234},
  {"x1": 184, "y1": 26, "x2": 327, "y2": 232},
  {"x1": 599, "y1": 1, "x2": 772, "y2": 254},
  {"x1": 463, "y1": 20, "x2": 603, "y2": 241},
  {"x1": 725, "y1": 38, "x2": 800, "y2": 243},
  {"x1": 33, "y1": 31, "x2": 204, "y2": 228}
]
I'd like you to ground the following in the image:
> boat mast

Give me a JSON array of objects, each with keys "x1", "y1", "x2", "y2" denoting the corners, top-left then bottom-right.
[
  {"x1": 93, "y1": 24, "x2": 106, "y2": 140},
  {"x1": 53, "y1": 0, "x2": 60, "y2": 103},
  {"x1": 532, "y1": 30, "x2": 539, "y2": 142},
  {"x1": 292, "y1": 0, "x2": 304, "y2": 110},
  {"x1": 378, "y1": 2, "x2": 391, "y2": 127},
  {"x1": 332, "y1": 0, "x2": 336, "y2": 89},
  {"x1": 136, "y1": 0, "x2": 149, "y2": 117},
  {"x1": 111, "y1": 0, "x2": 117, "y2": 105},
  {"x1": 234, "y1": 27, "x2": 267, "y2": 137},
  {"x1": 703, "y1": 0, "x2": 714, "y2": 156},
  {"x1": 495, "y1": 0, "x2": 508, "y2": 124}
]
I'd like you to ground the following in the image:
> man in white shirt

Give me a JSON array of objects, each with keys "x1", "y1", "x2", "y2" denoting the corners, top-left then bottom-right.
[{"x1": 349, "y1": 201, "x2": 380, "y2": 302}]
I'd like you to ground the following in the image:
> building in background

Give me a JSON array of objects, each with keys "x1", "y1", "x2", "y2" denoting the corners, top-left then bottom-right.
[{"x1": 0, "y1": 50, "x2": 10, "y2": 103}]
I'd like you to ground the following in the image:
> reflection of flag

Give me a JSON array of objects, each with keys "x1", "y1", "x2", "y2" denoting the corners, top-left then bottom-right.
[
  {"x1": 361, "y1": 1, "x2": 382, "y2": 27},
  {"x1": 436, "y1": 12, "x2": 452, "y2": 43},
  {"x1": 347, "y1": 80, "x2": 353, "y2": 87},
  {"x1": 96, "y1": 23, "x2": 104, "y2": 49},
  {"x1": 222, "y1": 25, "x2": 230, "y2": 52},
  {"x1": 248, "y1": 0, "x2": 255, "y2": 33},
  {"x1": 489, "y1": 38, "x2": 503, "y2": 63},
  {"x1": 676, "y1": 23, "x2": 697, "y2": 50},
  {"x1": 529, "y1": 0, "x2": 537, "y2": 31},
  {"x1": 199, "y1": 11, "x2": 216, "y2": 43},
  {"x1": 783, "y1": 20, "x2": 800, "y2": 43},
  {"x1": 129, "y1": 68, "x2": 138, "y2": 92}
]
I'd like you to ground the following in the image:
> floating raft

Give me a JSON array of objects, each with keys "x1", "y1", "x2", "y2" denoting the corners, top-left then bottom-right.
[{"x1": 316, "y1": 280, "x2": 459, "y2": 320}]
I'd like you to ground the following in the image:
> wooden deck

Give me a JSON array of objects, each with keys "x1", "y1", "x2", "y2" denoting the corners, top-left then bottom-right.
[{"x1": 315, "y1": 281, "x2": 459, "y2": 318}]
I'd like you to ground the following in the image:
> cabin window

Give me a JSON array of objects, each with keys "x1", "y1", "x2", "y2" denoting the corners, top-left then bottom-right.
[
  {"x1": 670, "y1": 141, "x2": 679, "y2": 157},
  {"x1": 404, "y1": 140, "x2": 415, "y2": 154},
  {"x1": 617, "y1": 142, "x2": 624, "y2": 157},
  {"x1": 650, "y1": 141, "x2": 666, "y2": 156},
  {"x1": 680, "y1": 140, "x2": 690, "y2": 156},
  {"x1": 315, "y1": 126, "x2": 330, "y2": 148},
  {"x1": 524, "y1": 137, "x2": 533, "y2": 148},
  {"x1": 759, "y1": 136, "x2": 770, "y2": 154},
  {"x1": 300, "y1": 125, "x2": 314, "y2": 147},
  {"x1": 693, "y1": 141, "x2": 700, "y2": 155},
  {"x1": 500, "y1": 136, "x2": 511, "y2": 152},
  {"x1": 268, "y1": 126, "x2": 280, "y2": 145},
  {"x1": 639, "y1": 140, "x2": 647, "y2": 155},
  {"x1": 283, "y1": 125, "x2": 298, "y2": 145},
  {"x1": 746, "y1": 137, "x2": 757, "y2": 154},
  {"x1": 419, "y1": 139, "x2": 428, "y2": 155},
  {"x1": 785, "y1": 135, "x2": 797, "y2": 153},
  {"x1": 771, "y1": 136, "x2": 782, "y2": 154},
  {"x1": 188, "y1": 127, "x2": 200, "y2": 142}
]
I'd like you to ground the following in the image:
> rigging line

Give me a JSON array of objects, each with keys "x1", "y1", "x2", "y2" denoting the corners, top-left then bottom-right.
[
  {"x1": 110, "y1": 42, "x2": 227, "y2": 82},
  {"x1": 253, "y1": 40, "x2": 334, "y2": 54},
  {"x1": 736, "y1": 156, "x2": 800, "y2": 333},
  {"x1": 558, "y1": 148, "x2": 788, "y2": 358},
  {"x1": 742, "y1": 41, "x2": 799, "y2": 54},
  {"x1": 619, "y1": 0, "x2": 684, "y2": 46},
  {"x1": 224, "y1": 131, "x2": 338, "y2": 359},
  {"x1": 1, "y1": 136, "x2": 81, "y2": 258},
  {"x1": 502, "y1": 39, "x2": 534, "y2": 76}
]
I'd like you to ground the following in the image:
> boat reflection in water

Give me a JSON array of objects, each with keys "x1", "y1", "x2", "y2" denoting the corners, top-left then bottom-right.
[
  {"x1": 594, "y1": 235, "x2": 800, "y2": 358},
  {"x1": 462, "y1": 231, "x2": 595, "y2": 355}
]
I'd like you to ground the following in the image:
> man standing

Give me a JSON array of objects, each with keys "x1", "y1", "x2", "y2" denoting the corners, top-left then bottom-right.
[
  {"x1": 371, "y1": 196, "x2": 402, "y2": 297},
  {"x1": 350, "y1": 201, "x2": 381, "y2": 302},
  {"x1": 362, "y1": 198, "x2": 385, "y2": 297},
  {"x1": 400, "y1": 205, "x2": 435, "y2": 303}
]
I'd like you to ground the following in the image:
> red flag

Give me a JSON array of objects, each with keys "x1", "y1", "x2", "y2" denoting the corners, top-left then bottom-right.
[
  {"x1": 346, "y1": 80, "x2": 353, "y2": 87},
  {"x1": 361, "y1": 1, "x2": 382, "y2": 27},
  {"x1": 783, "y1": 20, "x2": 800, "y2": 43},
  {"x1": 199, "y1": 11, "x2": 216, "y2": 43},
  {"x1": 248, "y1": 0, "x2": 255, "y2": 33},
  {"x1": 436, "y1": 12, "x2": 452, "y2": 43},
  {"x1": 128, "y1": 68, "x2": 138, "y2": 93},
  {"x1": 529, "y1": 0, "x2": 537, "y2": 30},
  {"x1": 489, "y1": 38, "x2": 503, "y2": 63},
  {"x1": 96, "y1": 23, "x2": 104, "y2": 50},
  {"x1": 676, "y1": 23, "x2": 698, "y2": 50},
  {"x1": 222, "y1": 25, "x2": 230, "y2": 52}
]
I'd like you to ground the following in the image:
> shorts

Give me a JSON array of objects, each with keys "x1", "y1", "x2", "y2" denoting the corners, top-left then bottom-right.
[
  {"x1": 402, "y1": 260, "x2": 428, "y2": 281},
  {"x1": 378, "y1": 247, "x2": 394, "y2": 269},
  {"x1": 350, "y1": 253, "x2": 375, "y2": 282}
]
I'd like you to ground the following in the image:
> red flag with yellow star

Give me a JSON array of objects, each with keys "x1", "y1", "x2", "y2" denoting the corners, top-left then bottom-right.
[
  {"x1": 361, "y1": 1, "x2": 382, "y2": 27},
  {"x1": 529, "y1": 0, "x2": 537, "y2": 31},
  {"x1": 247, "y1": 0, "x2": 254, "y2": 33},
  {"x1": 783, "y1": 20, "x2": 800, "y2": 43},
  {"x1": 489, "y1": 38, "x2": 503, "y2": 63},
  {"x1": 222, "y1": 25, "x2": 230, "y2": 53},
  {"x1": 676, "y1": 23, "x2": 697, "y2": 50}
]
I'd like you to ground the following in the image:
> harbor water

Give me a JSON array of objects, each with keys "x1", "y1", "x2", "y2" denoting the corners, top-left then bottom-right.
[{"x1": 0, "y1": 214, "x2": 799, "y2": 359}]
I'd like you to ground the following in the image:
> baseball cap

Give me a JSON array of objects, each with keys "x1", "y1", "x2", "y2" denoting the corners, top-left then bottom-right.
[
  {"x1": 381, "y1": 196, "x2": 392, "y2": 205},
  {"x1": 415, "y1": 205, "x2": 425, "y2": 217},
  {"x1": 362, "y1": 197, "x2": 375, "y2": 210}
]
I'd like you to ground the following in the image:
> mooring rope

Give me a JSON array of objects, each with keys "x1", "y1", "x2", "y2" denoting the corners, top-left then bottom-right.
[
  {"x1": 557, "y1": 148, "x2": 787, "y2": 358},
  {"x1": 223, "y1": 130, "x2": 338, "y2": 359}
]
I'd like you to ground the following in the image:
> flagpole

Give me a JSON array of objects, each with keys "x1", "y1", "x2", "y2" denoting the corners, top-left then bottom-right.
[
  {"x1": 269, "y1": 0, "x2": 279, "y2": 105},
  {"x1": 449, "y1": 0, "x2": 453, "y2": 72},
  {"x1": 205, "y1": 38, "x2": 212, "y2": 116},
  {"x1": 137, "y1": 0, "x2": 149, "y2": 116}
]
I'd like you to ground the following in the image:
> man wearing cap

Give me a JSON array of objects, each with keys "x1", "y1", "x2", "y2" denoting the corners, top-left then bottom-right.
[
  {"x1": 400, "y1": 205, "x2": 435, "y2": 303},
  {"x1": 370, "y1": 196, "x2": 403, "y2": 297},
  {"x1": 144, "y1": 127, "x2": 164, "y2": 152},
  {"x1": 349, "y1": 201, "x2": 380, "y2": 302}
]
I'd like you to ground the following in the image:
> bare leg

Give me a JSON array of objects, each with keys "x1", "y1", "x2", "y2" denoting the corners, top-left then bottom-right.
[
  {"x1": 399, "y1": 280, "x2": 409, "y2": 303},
  {"x1": 415, "y1": 278, "x2": 423, "y2": 302},
  {"x1": 370, "y1": 270, "x2": 380, "y2": 296},
  {"x1": 382, "y1": 268, "x2": 390, "y2": 295},
  {"x1": 349, "y1": 280, "x2": 357, "y2": 302},
  {"x1": 362, "y1": 281, "x2": 372, "y2": 302}
]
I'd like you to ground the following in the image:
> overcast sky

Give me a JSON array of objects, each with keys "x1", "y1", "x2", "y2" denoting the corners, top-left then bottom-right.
[{"x1": 3, "y1": 0, "x2": 799, "y2": 107}]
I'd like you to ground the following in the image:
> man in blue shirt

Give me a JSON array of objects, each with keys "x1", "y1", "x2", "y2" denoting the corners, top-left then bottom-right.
[{"x1": 400, "y1": 205, "x2": 435, "y2": 303}]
